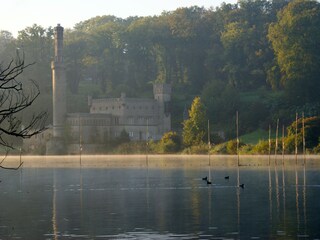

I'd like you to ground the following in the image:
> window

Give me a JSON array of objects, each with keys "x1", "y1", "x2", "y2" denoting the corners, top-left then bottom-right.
[
  {"x1": 128, "y1": 117, "x2": 134, "y2": 124},
  {"x1": 129, "y1": 132, "x2": 134, "y2": 137},
  {"x1": 114, "y1": 117, "x2": 119, "y2": 125}
]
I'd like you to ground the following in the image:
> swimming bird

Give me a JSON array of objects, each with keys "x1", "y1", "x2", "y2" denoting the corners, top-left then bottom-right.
[
  {"x1": 239, "y1": 183, "x2": 245, "y2": 188},
  {"x1": 206, "y1": 179, "x2": 212, "y2": 185},
  {"x1": 224, "y1": 176, "x2": 230, "y2": 180},
  {"x1": 202, "y1": 176, "x2": 208, "y2": 181}
]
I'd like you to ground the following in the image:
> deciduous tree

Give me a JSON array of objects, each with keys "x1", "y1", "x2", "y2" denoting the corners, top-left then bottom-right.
[
  {"x1": 182, "y1": 96, "x2": 207, "y2": 147},
  {"x1": 268, "y1": 0, "x2": 320, "y2": 103}
]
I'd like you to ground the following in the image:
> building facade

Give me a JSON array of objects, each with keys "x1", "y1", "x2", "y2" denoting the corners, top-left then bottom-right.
[{"x1": 66, "y1": 83, "x2": 171, "y2": 145}]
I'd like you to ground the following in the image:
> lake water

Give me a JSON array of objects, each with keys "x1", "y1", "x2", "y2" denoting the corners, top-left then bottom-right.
[{"x1": 0, "y1": 163, "x2": 319, "y2": 239}]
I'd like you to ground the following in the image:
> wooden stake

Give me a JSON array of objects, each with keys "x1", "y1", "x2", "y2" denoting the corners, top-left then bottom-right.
[
  {"x1": 236, "y1": 111, "x2": 239, "y2": 166},
  {"x1": 282, "y1": 125, "x2": 285, "y2": 165},
  {"x1": 275, "y1": 119, "x2": 279, "y2": 165},
  {"x1": 268, "y1": 124, "x2": 271, "y2": 166},
  {"x1": 208, "y1": 120, "x2": 211, "y2": 167},
  {"x1": 295, "y1": 112, "x2": 298, "y2": 164},
  {"x1": 302, "y1": 112, "x2": 306, "y2": 165}
]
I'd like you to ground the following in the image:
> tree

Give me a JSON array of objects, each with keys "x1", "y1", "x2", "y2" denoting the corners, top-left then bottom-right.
[
  {"x1": 268, "y1": 0, "x2": 320, "y2": 103},
  {"x1": 182, "y1": 96, "x2": 207, "y2": 147},
  {"x1": 287, "y1": 116, "x2": 320, "y2": 149},
  {"x1": 17, "y1": 24, "x2": 54, "y2": 93},
  {"x1": 158, "y1": 131, "x2": 181, "y2": 153},
  {"x1": 0, "y1": 55, "x2": 47, "y2": 150},
  {"x1": 0, "y1": 30, "x2": 15, "y2": 55}
]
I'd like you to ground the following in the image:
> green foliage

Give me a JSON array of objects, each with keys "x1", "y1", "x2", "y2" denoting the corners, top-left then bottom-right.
[
  {"x1": 210, "y1": 142, "x2": 228, "y2": 154},
  {"x1": 312, "y1": 144, "x2": 320, "y2": 154},
  {"x1": 251, "y1": 140, "x2": 274, "y2": 155},
  {"x1": 158, "y1": 131, "x2": 181, "y2": 153},
  {"x1": 226, "y1": 140, "x2": 238, "y2": 154},
  {"x1": 287, "y1": 116, "x2": 320, "y2": 149},
  {"x1": 113, "y1": 141, "x2": 148, "y2": 154},
  {"x1": 240, "y1": 129, "x2": 270, "y2": 145},
  {"x1": 182, "y1": 97, "x2": 207, "y2": 147},
  {"x1": 117, "y1": 129, "x2": 131, "y2": 145},
  {"x1": 201, "y1": 81, "x2": 240, "y2": 132},
  {"x1": 182, "y1": 144, "x2": 209, "y2": 154},
  {"x1": 268, "y1": 0, "x2": 320, "y2": 103}
]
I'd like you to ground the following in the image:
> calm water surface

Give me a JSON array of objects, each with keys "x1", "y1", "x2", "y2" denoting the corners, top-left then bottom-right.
[{"x1": 0, "y1": 163, "x2": 319, "y2": 239}]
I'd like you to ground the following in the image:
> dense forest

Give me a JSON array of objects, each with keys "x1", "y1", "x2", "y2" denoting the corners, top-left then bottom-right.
[{"x1": 1, "y1": 0, "x2": 320, "y2": 151}]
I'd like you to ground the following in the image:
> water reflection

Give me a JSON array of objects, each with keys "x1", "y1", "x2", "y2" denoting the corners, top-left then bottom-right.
[
  {"x1": 0, "y1": 163, "x2": 319, "y2": 239},
  {"x1": 52, "y1": 170, "x2": 58, "y2": 240}
]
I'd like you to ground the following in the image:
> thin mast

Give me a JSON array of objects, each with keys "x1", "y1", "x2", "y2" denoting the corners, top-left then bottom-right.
[
  {"x1": 268, "y1": 124, "x2": 271, "y2": 166},
  {"x1": 295, "y1": 112, "x2": 298, "y2": 164},
  {"x1": 302, "y1": 112, "x2": 306, "y2": 165},
  {"x1": 282, "y1": 125, "x2": 285, "y2": 165},
  {"x1": 236, "y1": 111, "x2": 239, "y2": 166},
  {"x1": 79, "y1": 115, "x2": 82, "y2": 166},
  {"x1": 275, "y1": 119, "x2": 279, "y2": 165},
  {"x1": 208, "y1": 120, "x2": 211, "y2": 166}
]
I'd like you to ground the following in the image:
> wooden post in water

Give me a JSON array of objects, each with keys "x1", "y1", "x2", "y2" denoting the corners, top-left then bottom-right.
[
  {"x1": 295, "y1": 112, "x2": 298, "y2": 164},
  {"x1": 268, "y1": 124, "x2": 271, "y2": 166},
  {"x1": 79, "y1": 115, "x2": 82, "y2": 167},
  {"x1": 302, "y1": 112, "x2": 306, "y2": 165},
  {"x1": 208, "y1": 120, "x2": 211, "y2": 182},
  {"x1": 275, "y1": 119, "x2": 279, "y2": 165},
  {"x1": 19, "y1": 147, "x2": 22, "y2": 165},
  {"x1": 208, "y1": 120, "x2": 211, "y2": 166},
  {"x1": 282, "y1": 125, "x2": 285, "y2": 165},
  {"x1": 236, "y1": 111, "x2": 240, "y2": 166},
  {"x1": 146, "y1": 119, "x2": 149, "y2": 167}
]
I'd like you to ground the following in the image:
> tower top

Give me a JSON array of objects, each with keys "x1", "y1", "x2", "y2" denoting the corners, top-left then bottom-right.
[
  {"x1": 53, "y1": 24, "x2": 64, "y2": 63},
  {"x1": 55, "y1": 24, "x2": 63, "y2": 30}
]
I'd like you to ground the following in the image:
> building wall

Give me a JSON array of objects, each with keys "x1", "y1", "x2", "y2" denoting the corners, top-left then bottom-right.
[{"x1": 84, "y1": 85, "x2": 171, "y2": 142}]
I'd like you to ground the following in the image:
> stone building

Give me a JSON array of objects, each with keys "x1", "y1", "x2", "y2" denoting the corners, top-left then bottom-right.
[
  {"x1": 24, "y1": 24, "x2": 171, "y2": 154},
  {"x1": 68, "y1": 84, "x2": 171, "y2": 143}
]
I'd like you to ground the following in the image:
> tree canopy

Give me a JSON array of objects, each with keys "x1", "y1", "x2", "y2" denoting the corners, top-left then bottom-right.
[{"x1": 268, "y1": 0, "x2": 320, "y2": 103}]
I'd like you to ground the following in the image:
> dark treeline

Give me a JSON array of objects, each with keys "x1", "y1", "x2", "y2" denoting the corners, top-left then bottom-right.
[{"x1": 1, "y1": 0, "x2": 320, "y2": 142}]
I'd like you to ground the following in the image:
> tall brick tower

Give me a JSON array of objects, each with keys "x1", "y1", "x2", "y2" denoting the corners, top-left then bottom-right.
[{"x1": 47, "y1": 24, "x2": 67, "y2": 154}]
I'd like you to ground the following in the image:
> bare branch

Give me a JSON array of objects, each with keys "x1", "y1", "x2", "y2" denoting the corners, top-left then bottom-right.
[
  {"x1": 0, "y1": 53, "x2": 48, "y2": 151},
  {"x1": 0, "y1": 162, "x2": 23, "y2": 170}
]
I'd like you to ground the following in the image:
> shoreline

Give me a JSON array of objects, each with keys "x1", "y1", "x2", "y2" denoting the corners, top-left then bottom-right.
[{"x1": 1, "y1": 154, "x2": 320, "y2": 168}]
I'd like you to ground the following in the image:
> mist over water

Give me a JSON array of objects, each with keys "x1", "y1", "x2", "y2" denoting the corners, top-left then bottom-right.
[{"x1": 0, "y1": 160, "x2": 319, "y2": 239}]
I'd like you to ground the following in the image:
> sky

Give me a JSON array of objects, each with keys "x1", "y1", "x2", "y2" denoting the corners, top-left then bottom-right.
[{"x1": 1, "y1": 0, "x2": 237, "y2": 37}]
